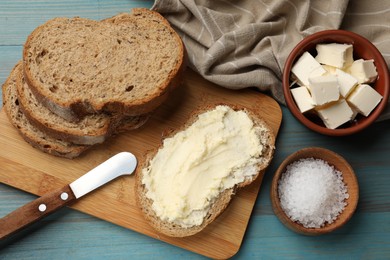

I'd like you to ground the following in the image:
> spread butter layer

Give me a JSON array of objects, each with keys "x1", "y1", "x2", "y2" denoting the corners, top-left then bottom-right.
[{"x1": 142, "y1": 105, "x2": 266, "y2": 228}]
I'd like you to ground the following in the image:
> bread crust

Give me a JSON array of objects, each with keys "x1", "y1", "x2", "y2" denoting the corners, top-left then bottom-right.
[
  {"x1": 135, "y1": 104, "x2": 275, "y2": 237},
  {"x1": 22, "y1": 8, "x2": 185, "y2": 120},
  {"x1": 2, "y1": 62, "x2": 90, "y2": 159},
  {"x1": 15, "y1": 64, "x2": 150, "y2": 145}
]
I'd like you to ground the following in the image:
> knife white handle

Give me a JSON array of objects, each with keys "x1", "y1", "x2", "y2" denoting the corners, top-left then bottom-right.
[{"x1": 0, "y1": 185, "x2": 76, "y2": 240}]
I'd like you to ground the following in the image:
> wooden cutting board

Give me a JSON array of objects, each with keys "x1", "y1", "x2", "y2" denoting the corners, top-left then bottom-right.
[{"x1": 0, "y1": 69, "x2": 282, "y2": 259}]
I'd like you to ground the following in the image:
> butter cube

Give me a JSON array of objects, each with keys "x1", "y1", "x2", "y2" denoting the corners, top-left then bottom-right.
[
  {"x1": 291, "y1": 51, "x2": 326, "y2": 86},
  {"x1": 322, "y1": 65, "x2": 337, "y2": 75},
  {"x1": 315, "y1": 43, "x2": 353, "y2": 68},
  {"x1": 334, "y1": 68, "x2": 358, "y2": 97},
  {"x1": 347, "y1": 84, "x2": 383, "y2": 116},
  {"x1": 348, "y1": 59, "x2": 378, "y2": 83},
  {"x1": 351, "y1": 106, "x2": 359, "y2": 121},
  {"x1": 317, "y1": 99, "x2": 354, "y2": 129},
  {"x1": 308, "y1": 75, "x2": 340, "y2": 106},
  {"x1": 291, "y1": 86, "x2": 315, "y2": 113}
]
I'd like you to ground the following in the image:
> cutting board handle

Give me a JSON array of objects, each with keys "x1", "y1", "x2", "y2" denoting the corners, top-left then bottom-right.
[{"x1": 0, "y1": 185, "x2": 76, "y2": 240}]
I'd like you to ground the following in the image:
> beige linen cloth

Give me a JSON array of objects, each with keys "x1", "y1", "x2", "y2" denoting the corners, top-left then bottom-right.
[{"x1": 152, "y1": 0, "x2": 390, "y2": 121}]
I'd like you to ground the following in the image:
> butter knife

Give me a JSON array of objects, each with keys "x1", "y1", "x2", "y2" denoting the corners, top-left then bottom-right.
[{"x1": 0, "y1": 152, "x2": 137, "y2": 240}]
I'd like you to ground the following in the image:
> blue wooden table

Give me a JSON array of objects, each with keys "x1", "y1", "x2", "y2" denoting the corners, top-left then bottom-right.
[{"x1": 1, "y1": 1, "x2": 389, "y2": 259}]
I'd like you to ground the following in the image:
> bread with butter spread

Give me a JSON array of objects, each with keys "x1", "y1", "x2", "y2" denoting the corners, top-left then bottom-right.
[{"x1": 135, "y1": 104, "x2": 275, "y2": 237}]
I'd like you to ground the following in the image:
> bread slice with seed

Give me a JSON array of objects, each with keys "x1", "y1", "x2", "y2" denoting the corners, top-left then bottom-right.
[
  {"x1": 15, "y1": 63, "x2": 149, "y2": 145},
  {"x1": 23, "y1": 8, "x2": 185, "y2": 121},
  {"x1": 135, "y1": 104, "x2": 275, "y2": 237},
  {"x1": 2, "y1": 63, "x2": 89, "y2": 158}
]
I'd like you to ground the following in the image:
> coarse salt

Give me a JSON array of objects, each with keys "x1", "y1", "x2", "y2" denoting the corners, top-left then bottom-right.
[{"x1": 278, "y1": 158, "x2": 349, "y2": 228}]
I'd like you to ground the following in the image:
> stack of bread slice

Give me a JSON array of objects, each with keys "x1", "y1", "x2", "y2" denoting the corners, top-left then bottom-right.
[{"x1": 2, "y1": 8, "x2": 185, "y2": 158}]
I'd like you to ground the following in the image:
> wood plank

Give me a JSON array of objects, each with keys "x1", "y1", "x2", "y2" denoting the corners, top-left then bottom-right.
[
  {"x1": 0, "y1": 0, "x2": 152, "y2": 45},
  {"x1": 0, "y1": 69, "x2": 281, "y2": 259}
]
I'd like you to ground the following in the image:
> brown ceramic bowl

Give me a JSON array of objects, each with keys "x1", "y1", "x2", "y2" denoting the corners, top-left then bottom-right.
[
  {"x1": 283, "y1": 30, "x2": 389, "y2": 136},
  {"x1": 270, "y1": 147, "x2": 359, "y2": 235}
]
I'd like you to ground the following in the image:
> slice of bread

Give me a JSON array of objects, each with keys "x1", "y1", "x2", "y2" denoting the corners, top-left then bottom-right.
[
  {"x1": 23, "y1": 8, "x2": 185, "y2": 120},
  {"x1": 2, "y1": 62, "x2": 90, "y2": 159},
  {"x1": 15, "y1": 63, "x2": 149, "y2": 145},
  {"x1": 135, "y1": 105, "x2": 275, "y2": 237}
]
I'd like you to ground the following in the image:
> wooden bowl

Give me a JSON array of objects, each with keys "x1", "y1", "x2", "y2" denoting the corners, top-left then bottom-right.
[
  {"x1": 270, "y1": 147, "x2": 359, "y2": 235},
  {"x1": 283, "y1": 30, "x2": 389, "y2": 136}
]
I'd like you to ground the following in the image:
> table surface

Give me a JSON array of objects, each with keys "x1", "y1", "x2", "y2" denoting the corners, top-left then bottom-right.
[{"x1": 1, "y1": 1, "x2": 389, "y2": 259}]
